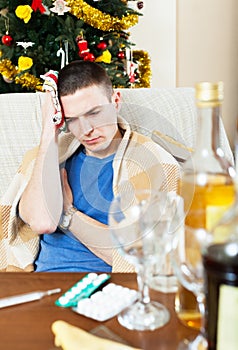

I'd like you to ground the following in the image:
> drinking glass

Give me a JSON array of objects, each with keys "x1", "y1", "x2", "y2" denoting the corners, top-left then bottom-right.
[
  {"x1": 109, "y1": 189, "x2": 175, "y2": 331},
  {"x1": 147, "y1": 191, "x2": 182, "y2": 293},
  {"x1": 171, "y1": 224, "x2": 210, "y2": 349}
]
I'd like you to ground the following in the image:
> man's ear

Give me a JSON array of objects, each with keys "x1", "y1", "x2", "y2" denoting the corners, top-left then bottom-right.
[{"x1": 112, "y1": 90, "x2": 121, "y2": 112}]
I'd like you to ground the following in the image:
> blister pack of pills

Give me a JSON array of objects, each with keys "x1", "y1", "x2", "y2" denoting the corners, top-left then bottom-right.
[
  {"x1": 55, "y1": 273, "x2": 110, "y2": 308},
  {"x1": 72, "y1": 283, "x2": 138, "y2": 321}
]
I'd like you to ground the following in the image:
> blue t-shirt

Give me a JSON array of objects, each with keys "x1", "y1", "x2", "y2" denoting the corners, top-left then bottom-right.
[{"x1": 34, "y1": 147, "x2": 114, "y2": 272}]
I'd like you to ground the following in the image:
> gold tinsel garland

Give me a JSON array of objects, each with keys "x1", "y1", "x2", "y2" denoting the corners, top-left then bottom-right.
[
  {"x1": 0, "y1": 59, "x2": 18, "y2": 80},
  {"x1": 133, "y1": 50, "x2": 151, "y2": 88},
  {"x1": 15, "y1": 72, "x2": 43, "y2": 91},
  {"x1": 0, "y1": 51, "x2": 151, "y2": 90},
  {"x1": 67, "y1": 0, "x2": 139, "y2": 31}
]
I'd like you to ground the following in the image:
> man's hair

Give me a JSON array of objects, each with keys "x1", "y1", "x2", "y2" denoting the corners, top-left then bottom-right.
[{"x1": 58, "y1": 60, "x2": 113, "y2": 100}]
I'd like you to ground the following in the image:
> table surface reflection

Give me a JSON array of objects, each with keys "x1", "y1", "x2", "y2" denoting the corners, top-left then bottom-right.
[{"x1": 0, "y1": 273, "x2": 198, "y2": 350}]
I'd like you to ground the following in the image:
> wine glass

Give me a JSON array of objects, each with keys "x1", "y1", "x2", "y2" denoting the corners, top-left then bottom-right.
[
  {"x1": 109, "y1": 189, "x2": 177, "y2": 331},
  {"x1": 148, "y1": 192, "x2": 182, "y2": 294},
  {"x1": 171, "y1": 223, "x2": 211, "y2": 349}
]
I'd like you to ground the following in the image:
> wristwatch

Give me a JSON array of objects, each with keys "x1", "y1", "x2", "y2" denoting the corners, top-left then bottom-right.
[{"x1": 59, "y1": 206, "x2": 77, "y2": 230}]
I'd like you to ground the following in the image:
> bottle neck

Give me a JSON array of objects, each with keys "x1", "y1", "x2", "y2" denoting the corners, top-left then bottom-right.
[{"x1": 196, "y1": 105, "x2": 221, "y2": 155}]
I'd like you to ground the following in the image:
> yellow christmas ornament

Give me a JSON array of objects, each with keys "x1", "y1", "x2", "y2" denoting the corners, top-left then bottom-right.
[
  {"x1": 18, "y1": 56, "x2": 33, "y2": 72},
  {"x1": 15, "y1": 5, "x2": 33, "y2": 24},
  {"x1": 95, "y1": 50, "x2": 112, "y2": 64}
]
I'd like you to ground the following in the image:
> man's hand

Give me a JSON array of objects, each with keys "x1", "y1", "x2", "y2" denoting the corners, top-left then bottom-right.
[{"x1": 41, "y1": 91, "x2": 59, "y2": 137}]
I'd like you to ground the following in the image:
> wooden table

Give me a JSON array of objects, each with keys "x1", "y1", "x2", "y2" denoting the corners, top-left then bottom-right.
[{"x1": 0, "y1": 273, "x2": 198, "y2": 350}]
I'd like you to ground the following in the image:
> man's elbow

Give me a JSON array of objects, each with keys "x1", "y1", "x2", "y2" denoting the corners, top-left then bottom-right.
[{"x1": 30, "y1": 219, "x2": 58, "y2": 235}]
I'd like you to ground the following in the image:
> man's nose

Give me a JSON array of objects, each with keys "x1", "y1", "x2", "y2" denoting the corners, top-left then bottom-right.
[{"x1": 79, "y1": 116, "x2": 93, "y2": 135}]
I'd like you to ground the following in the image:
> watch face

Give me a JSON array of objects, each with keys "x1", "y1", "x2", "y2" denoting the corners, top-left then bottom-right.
[
  {"x1": 61, "y1": 214, "x2": 70, "y2": 229},
  {"x1": 59, "y1": 207, "x2": 77, "y2": 230}
]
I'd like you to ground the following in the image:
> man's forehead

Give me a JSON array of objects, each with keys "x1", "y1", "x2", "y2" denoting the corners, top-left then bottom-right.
[
  {"x1": 61, "y1": 90, "x2": 111, "y2": 117},
  {"x1": 64, "y1": 102, "x2": 114, "y2": 120}
]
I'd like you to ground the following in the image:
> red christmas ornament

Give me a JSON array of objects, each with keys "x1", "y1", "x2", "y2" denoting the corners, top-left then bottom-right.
[
  {"x1": 83, "y1": 52, "x2": 95, "y2": 62},
  {"x1": 137, "y1": 1, "x2": 144, "y2": 10},
  {"x1": 77, "y1": 40, "x2": 88, "y2": 52},
  {"x1": 77, "y1": 39, "x2": 89, "y2": 58},
  {"x1": 117, "y1": 51, "x2": 125, "y2": 59},
  {"x1": 2, "y1": 34, "x2": 13, "y2": 46},
  {"x1": 97, "y1": 41, "x2": 107, "y2": 50}
]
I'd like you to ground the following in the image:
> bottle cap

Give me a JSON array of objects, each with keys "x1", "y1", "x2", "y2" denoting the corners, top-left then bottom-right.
[{"x1": 195, "y1": 81, "x2": 224, "y2": 107}]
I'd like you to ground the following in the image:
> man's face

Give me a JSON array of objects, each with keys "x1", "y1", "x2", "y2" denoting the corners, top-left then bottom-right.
[{"x1": 61, "y1": 85, "x2": 122, "y2": 158}]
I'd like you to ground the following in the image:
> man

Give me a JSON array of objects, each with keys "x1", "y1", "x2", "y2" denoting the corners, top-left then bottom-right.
[{"x1": 2, "y1": 61, "x2": 180, "y2": 272}]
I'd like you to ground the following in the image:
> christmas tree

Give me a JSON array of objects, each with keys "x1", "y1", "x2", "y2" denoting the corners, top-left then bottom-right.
[{"x1": 0, "y1": 0, "x2": 151, "y2": 93}]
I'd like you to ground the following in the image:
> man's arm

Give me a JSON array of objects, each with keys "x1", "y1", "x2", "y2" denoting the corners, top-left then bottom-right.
[
  {"x1": 19, "y1": 92, "x2": 63, "y2": 234},
  {"x1": 69, "y1": 211, "x2": 112, "y2": 266}
]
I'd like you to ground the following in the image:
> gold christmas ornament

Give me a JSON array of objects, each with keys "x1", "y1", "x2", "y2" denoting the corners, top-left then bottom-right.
[
  {"x1": 67, "y1": 0, "x2": 139, "y2": 31},
  {"x1": 0, "y1": 8, "x2": 8, "y2": 17},
  {"x1": 2, "y1": 75, "x2": 14, "y2": 83}
]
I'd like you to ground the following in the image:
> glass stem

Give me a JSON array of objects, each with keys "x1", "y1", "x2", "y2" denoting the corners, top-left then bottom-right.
[
  {"x1": 136, "y1": 264, "x2": 151, "y2": 304},
  {"x1": 196, "y1": 293, "x2": 206, "y2": 335}
]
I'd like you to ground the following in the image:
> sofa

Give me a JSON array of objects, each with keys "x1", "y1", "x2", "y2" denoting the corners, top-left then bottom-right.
[{"x1": 0, "y1": 88, "x2": 234, "y2": 198}]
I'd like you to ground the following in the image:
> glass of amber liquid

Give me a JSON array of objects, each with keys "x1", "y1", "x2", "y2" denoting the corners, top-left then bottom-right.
[
  {"x1": 175, "y1": 284, "x2": 201, "y2": 330},
  {"x1": 172, "y1": 223, "x2": 209, "y2": 349}
]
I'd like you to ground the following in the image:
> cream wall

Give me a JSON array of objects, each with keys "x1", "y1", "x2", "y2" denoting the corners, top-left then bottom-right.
[
  {"x1": 176, "y1": 0, "x2": 238, "y2": 148},
  {"x1": 130, "y1": 0, "x2": 177, "y2": 88},
  {"x1": 131, "y1": 0, "x2": 238, "y2": 148}
]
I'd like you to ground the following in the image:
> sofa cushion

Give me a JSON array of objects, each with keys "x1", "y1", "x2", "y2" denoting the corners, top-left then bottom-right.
[
  {"x1": 118, "y1": 87, "x2": 197, "y2": 149},
  {"x1": 118, "y1": 88, "x2": 233, "y2": 163},
  {"x1": 0, "y1": 92, "x2": 42, "y2": 197}
]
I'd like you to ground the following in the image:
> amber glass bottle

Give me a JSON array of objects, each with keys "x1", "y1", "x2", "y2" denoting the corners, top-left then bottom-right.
[
  {"x1": 176, "y1": 81, "x2": 236, "y2": 330},
  {"x1": 203, "y1": 238, "x2": 238, "y2": 349}
]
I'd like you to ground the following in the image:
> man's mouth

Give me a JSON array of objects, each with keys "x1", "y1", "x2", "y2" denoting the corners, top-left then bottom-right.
[{"x1": 84, "y1": 137, "x2": 101, "y2": 145}]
